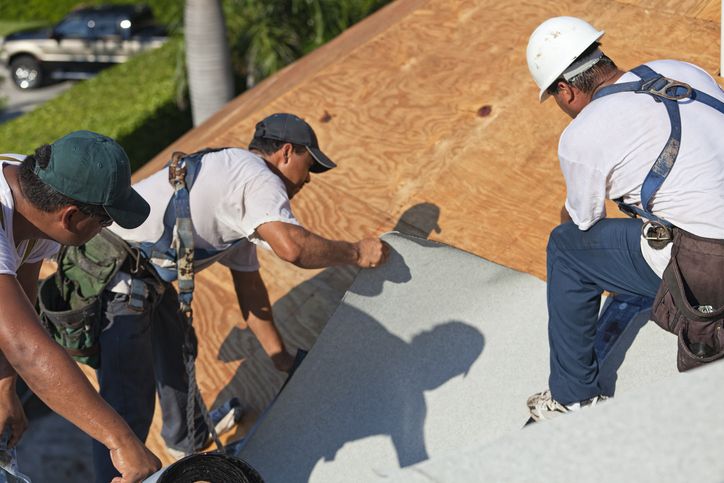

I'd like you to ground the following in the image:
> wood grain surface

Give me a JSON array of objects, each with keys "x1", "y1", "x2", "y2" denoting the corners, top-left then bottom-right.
[{"x1": 50, "y1": 0, "x2": 724, "y2": 466}]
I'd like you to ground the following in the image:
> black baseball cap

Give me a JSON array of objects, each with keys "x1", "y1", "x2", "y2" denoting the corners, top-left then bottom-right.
[
  {"x1": 252, "y1": 113, "x2": 337, "y2": 173},
  {"x1": 37, "y1": 131, "x2": 150, "y2": 229}
]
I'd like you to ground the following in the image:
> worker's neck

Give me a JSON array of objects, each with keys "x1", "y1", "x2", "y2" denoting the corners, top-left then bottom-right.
[{"x1": 592, "y1": 69, "x2": 626, "y2": 97}]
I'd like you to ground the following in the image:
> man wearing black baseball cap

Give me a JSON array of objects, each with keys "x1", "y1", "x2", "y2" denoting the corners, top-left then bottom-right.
[
  {"x1": 0, "y1": 131, "x2": 159, "y2": 481},
  {"x1": 251, "y1": 112, "x2": 337, "y2": 174},
  {"x1": 54, "y1": 113, "x2": 388, "y2": 479}
]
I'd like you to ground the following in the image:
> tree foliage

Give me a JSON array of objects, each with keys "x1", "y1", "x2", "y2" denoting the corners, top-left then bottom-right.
[{"x1": 225, "y1": 0, "x2": 390, "y2": 88}]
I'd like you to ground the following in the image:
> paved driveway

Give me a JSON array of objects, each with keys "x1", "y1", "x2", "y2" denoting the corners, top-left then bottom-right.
[{"x1": 0, "y1": 65, "x2": 74, "y2": 124}]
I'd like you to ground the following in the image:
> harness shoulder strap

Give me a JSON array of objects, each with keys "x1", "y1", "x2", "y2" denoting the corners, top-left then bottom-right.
[
  {"x1": 591, "y1": 64, "x2": 724, "y2": 227},
  {"x1": 135, "y1": 147, "x2": 229, "y2": 282}
]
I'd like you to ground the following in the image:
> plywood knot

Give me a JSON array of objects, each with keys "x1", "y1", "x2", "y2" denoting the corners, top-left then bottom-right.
[
  {"x1": 320, "y1": 110, "x2": 333, "y2": 123},
  {"x1": 477, "y1": 105, "x2": 492, "y2": 117}
]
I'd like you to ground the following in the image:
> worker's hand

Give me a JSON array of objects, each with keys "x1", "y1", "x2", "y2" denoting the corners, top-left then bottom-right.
[
  {"x1": 271, "y1": 351, "x2": 295, "y2": 373},
  {"x1": 109, "y1": 434, "x2": 161, "y2": 483},
  {"x1": 0, "y1": 378, "x2": 27, "y2": 448},
  {"x1": 355, "y1": 237, "x2": 390, "y2": 269}
]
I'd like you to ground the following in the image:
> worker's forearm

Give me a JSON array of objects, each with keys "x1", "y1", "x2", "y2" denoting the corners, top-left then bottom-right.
[
  {"x1": 232, "y1": 270, "x2": 293, "y2": 371},
  {"x1": 0, "y1": 353, "x2": 16, "y2": 381},
  {"x1": 258, "y1": 221, "x2": 386, "y2": 270},
  {"x1": 0, "y1": 276, "x2": 135, "y2": 450},
  {"x1": 13, "y1": 335, "x2": 135, "y2": 448},
  {"x1": 293, "y1": 229, "x2": 358, "y2": 268}
]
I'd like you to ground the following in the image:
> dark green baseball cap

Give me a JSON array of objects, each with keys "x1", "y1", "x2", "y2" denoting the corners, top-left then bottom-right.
[{"x1": 36, "y1": 130, "x2": 150, "y2": 229}]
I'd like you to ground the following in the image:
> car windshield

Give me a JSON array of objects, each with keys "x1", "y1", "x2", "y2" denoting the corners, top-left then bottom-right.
[
  {"x1": 91, "y1": 15, "x2": 122, "y2": 37},
  {"x1": 54, "y1": 14, "x2": 92, "y2": 38}
]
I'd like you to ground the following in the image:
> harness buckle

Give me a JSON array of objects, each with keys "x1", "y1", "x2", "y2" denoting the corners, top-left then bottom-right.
[
  {"x1": 642, "y1": 220, "x2": 673, "y2": 250},
  {"x1": 168, "y1": 151, "x2": 188, "y2": 186},
  {"x1": 639, "y1": 76, "x2": 692, "y2": 101}
]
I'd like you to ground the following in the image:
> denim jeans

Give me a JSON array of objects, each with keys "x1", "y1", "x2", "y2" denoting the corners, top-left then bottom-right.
[
  {"x1": 0, "y1": 429, "x2": 29, "y2": 483},
  {"x1": 547, "y1": 219, "x2": 662, "y2": 405},
  {"x1": 92, "y1": 283, "x2": 208, "y2": 483}
]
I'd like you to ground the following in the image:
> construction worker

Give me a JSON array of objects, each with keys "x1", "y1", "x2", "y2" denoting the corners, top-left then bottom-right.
[
  {"x1": 50, "y1": 113, "x2": 389, "y2": 482},
  {"x1": 524, "y1": 17, "x2": 724, "y2": 420},
  {"x1": 0, "y1": 131, "x2": 160, "y2": 481}
]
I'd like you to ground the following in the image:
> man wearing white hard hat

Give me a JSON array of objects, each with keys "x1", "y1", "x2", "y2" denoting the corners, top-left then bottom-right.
[{"x1": 525, "y1": 17, "x2": 724, "y2": 421}]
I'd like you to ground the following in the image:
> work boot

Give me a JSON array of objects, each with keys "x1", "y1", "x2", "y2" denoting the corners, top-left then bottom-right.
[
  {"x1": 166, "y1": 397, "x2": 244, "y2": 460},
  {"x1": 527, "y1": 389, "x2": 607, "y2": 422}
]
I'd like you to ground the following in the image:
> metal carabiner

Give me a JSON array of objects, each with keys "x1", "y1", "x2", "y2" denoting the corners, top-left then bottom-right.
[
  {"x1": 639, "y1": 76, "x2": 692, "y2": 101},
  {"x1": 641, "y1": 220, "x2": 673, "y2": 250}
]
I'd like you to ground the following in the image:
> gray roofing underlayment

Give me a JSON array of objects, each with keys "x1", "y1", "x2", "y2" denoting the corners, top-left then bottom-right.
[{"x1": 234, "y1": 232, "x2": 714, "y2": 483}]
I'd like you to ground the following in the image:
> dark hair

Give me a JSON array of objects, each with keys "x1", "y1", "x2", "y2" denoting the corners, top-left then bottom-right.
[
  {"x1": 248, "y1": 137, "x2": 307, "y2": 156},
  {"x1": 546, "y1": 43, "x2": 618, "y2": 96},
  {"x1": 18, "y1": 144, "x2": 108, "y2": 219}
]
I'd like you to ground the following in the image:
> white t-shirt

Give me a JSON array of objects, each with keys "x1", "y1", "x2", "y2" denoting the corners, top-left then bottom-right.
[
  {"x1": 0, "y1": 157, "x2": 60, "y2": 276},
  {"x1": 109, "y1": 148, "x2": 298, "y2": 291},
  {"x1": 559, "y1": 60, "x2": 724, "y2": 276}
]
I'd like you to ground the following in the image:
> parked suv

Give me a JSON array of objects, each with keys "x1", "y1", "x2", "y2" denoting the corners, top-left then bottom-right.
[{"x1": 0, "y1": 4, "x2": 167, "y2": 89}]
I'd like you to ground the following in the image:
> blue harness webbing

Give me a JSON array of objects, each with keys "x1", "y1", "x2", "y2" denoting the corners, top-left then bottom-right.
[
  {"x1": 134, "y1": 148, "x2": 235, "y2": 308},
  {"x1": 136, "y1": 148, "x2": 232, "y2": 454},
  {"x1": 591, "y1": 64, "x2": 724, "y2": 227}
]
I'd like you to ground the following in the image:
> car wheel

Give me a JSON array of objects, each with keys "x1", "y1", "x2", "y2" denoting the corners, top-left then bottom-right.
[{"x1": 10, "y1": 55, "x2": 43, "y2": 89}]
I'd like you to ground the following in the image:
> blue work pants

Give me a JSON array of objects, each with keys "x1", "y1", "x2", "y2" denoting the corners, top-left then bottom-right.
[
  {"x1": 92, "y1": 283, "x2": 208, "y2": 483},
  {"x1": 547, "y1": 219, "x2": 662, "y2": 405}
]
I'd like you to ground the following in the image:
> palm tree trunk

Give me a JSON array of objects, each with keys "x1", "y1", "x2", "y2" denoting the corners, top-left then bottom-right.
[{"x1": 184, "y1": 0, "x2": 235, "y2": 126}]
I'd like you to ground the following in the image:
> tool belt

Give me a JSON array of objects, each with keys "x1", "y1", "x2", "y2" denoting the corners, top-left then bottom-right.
[
  {"x1": 651, "y1": 228, "x2": 724, "y2": 371},
  {"x1": 38, "y1": 229, "x2": 159, "y2": 368}
]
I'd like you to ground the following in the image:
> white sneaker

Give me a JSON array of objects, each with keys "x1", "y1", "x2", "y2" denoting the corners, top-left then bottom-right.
[
  {"x1": 166, "y1": 398, "x2": 244, "y2": 460},
  {"x1": 527, "y1": 389, "x2": 607, "y2": 422}
]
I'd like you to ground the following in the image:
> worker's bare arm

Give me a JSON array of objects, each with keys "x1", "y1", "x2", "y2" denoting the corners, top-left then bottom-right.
[
  {"x1": 256, "y1": 221, "x2": 388, "y2": 269},
  {"x1": 15, "y1": 260, "x2": 40, "y2": 306},
  {"x1": 231, "y1": 269, "x2": 294, "y2": 372},
  {"x1": 0, "y1": 274, "x2": 160, "y2": 481},
  {"x1": 0, "y1": 261, "x2": 44, "y2": 447}
]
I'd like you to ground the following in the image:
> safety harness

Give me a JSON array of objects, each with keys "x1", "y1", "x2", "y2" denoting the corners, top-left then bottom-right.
[
  {"x1": 592, "y1": 64, "x2": 724, "y2": 247},
  {"x1": 592, "y1": 64, "x2": 724, "y2": 371},
  {"x1": 140, "y1": 149, "x2": 231, "y2": 455}
]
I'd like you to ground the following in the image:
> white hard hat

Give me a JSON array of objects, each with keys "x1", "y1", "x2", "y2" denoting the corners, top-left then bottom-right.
[{"x1": 526, "y1": 16, "x2": 605, "y2": 102}]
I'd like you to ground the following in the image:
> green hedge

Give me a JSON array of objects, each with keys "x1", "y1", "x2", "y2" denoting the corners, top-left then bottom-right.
[
  {"x1": 0, "y1": 38, "x2": 191, "y2": 170},
  {"x1": 0, "y1": 0, "x2": 183, "y2": 31}
]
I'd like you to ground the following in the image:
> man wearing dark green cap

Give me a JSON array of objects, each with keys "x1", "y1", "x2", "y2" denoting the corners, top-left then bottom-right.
[{"x1": 0, "y1": 130, "x2": 160, "y2": 481}]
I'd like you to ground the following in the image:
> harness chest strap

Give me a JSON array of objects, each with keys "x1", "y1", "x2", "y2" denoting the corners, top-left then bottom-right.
[
  {"x1": 592, "y1": 65, "x2": 724, "y2": 230},
  {"x1": 0, "y1": 155, "x2": 37, "y2": 265}
]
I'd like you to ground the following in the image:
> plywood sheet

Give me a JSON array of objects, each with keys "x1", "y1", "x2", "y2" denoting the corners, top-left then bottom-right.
[{"x1": 614, "y1": 0, "x2": 721, "y2": 21}]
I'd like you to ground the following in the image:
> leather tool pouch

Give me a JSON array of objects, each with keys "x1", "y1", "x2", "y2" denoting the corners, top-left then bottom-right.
[{"x1": 651, "y1": 229, "x2": 724, "y2": 372}]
